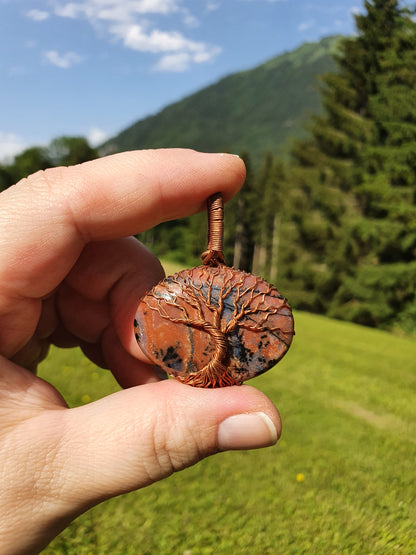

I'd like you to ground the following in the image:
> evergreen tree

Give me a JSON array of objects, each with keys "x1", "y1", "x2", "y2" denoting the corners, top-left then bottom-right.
[
  {"x1": 10, "y1": 146, "x2": 52, "y2": 182},
  {"x1": 286, "y1": 0, "x2": 416, "y2": 330},
  {"x1": 332, "y1": 2, "x2": 416, "y2": 329},
  {"x1": 48, "y1": 136, "x2": 98, "y2": 166}
]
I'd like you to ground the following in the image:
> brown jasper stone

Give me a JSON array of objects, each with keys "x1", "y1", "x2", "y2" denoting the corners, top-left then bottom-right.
[{"x1": 134, "y1": 265, "x2": 294, "y2": 387}]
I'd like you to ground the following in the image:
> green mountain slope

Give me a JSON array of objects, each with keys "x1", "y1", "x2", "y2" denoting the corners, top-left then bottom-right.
[{"x1": 102, "y1": 36, "x2": 340, "y2": 164}]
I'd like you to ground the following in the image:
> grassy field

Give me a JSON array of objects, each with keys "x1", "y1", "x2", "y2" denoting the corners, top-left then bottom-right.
[{"x1": 38, "y1": 264, "x2": 416, "y2": 554}]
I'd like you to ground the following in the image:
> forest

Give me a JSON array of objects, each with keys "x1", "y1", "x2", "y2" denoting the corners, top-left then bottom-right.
[{"x1": 1, "y1": 0, "x2": 415, "y2": 334}]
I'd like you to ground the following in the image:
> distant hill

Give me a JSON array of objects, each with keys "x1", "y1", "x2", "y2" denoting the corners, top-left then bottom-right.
[{"x1": 101, "y1": 35, "x2": 341, "y2": 165}]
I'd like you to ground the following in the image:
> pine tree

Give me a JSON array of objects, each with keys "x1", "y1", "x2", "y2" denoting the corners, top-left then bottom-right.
[
  {"x1": 286, "y1": 0, "x2": 416, "y2": 331},
  {"x1": 332, "y1": 2, "x2": 416, "y2": 329}
]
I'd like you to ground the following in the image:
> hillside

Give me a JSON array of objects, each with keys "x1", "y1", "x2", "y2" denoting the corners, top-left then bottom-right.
[{"x1": 102, "y1": 36, "x2": 340, "y2": 164}]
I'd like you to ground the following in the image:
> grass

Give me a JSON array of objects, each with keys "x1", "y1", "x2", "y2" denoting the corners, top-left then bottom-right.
[{"x1": 38, "y1": 263, "x2": 416, "y2": 554}]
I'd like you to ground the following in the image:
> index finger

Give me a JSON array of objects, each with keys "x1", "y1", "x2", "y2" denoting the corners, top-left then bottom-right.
[{"x1": 0, "y1": 149, "x2": 245, "y2": 298}]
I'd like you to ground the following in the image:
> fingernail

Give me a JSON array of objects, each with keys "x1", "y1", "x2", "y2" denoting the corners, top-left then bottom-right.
[
  {"x1": 217, "y1": 412, "x2": 278, "y2": 451},
  {"x1": 218, "y1": 152, "x2": 240, "y2": 158}
]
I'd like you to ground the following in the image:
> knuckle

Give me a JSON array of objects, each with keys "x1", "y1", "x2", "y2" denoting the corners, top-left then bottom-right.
[
  {"x1": 23, "y1": 166, "x2": 68, "y2": 192},
  {"x1": 142, "y1": 402, "x2": 207, "y2": 482}
]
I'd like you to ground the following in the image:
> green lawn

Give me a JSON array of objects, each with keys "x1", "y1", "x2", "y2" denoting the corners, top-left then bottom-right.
[{"x1": 38, "y1": 268, "x2": 416, "y2": 554}]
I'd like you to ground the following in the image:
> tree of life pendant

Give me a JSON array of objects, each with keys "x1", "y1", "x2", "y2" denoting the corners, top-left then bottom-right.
[{"x1": 134, "y1": 193, "x2": 294, "y2": 387}]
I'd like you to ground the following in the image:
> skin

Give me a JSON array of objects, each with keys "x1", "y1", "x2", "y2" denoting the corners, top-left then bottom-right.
[{"x1": 0, "y1": 149, "x2": 281, "y2": 554}]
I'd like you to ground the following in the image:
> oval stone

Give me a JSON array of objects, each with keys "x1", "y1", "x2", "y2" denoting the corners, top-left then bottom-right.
[{"x1": 134, "y1": 265, "x2": 294, "y2": 387}]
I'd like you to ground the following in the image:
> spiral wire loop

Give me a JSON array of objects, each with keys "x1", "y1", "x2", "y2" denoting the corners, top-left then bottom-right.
[{"x1": 201, "y1": 192, "x2": 225, "y2": 266}]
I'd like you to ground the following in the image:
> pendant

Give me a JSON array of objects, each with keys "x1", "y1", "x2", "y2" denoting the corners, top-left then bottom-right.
[{"x1": 134, "y1": 193, "x2": 294, "y2": 387}]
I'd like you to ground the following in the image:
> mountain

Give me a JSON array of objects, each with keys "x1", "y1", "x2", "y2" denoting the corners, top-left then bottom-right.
[{"x1": 101, "y1": 36, "x2": 340, "y2": 165}]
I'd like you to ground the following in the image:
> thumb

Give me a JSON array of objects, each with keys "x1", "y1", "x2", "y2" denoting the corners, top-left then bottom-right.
[
  {"x1": 2, "y1": 378, "x2": 281, "y2": 552},
  {"x1": 56, "y1": 380, "x2": 280, "y2": 508}
]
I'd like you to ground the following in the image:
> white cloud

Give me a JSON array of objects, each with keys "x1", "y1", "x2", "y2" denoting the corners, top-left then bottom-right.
[
  {"x1": 53, "y1": 3, "x2": 86, "y2": 18},
  {"x1": 54, "y1": 0, "x2": 182, "y2": 21},
  {"x1": 113, "y1": 23, "x2": 210, "y2": 54},
  {"x1": 51, "y1": 0, "x2": 220, "y2": 71},
  {"x1": 87, "y1": 127, "x2": 110, "y2": 146},
  {"x1": 182, "y1": 12, "x2": 199, "y2": 27},
  {"x1": 154, "y1": 52, "x2": 191, "y2": 71},
  {"x1": 120, "y1": 24, "x2": 185, "y2": 52},
  {"x1": 193, "y1": 47, "x2": 220, "y2": 63},
  {"x1": 43, "y1": 50, "x2": 84, "y2": 69},
  {"x1": 26, "y1": 9, "x2": 50, "y2": 21},
  {"x1": 153, "y1": 42, "x2": 220, "y2": 71},
  {"x1": 0, "y1": 132, "x2": 26, "y2": 162}
]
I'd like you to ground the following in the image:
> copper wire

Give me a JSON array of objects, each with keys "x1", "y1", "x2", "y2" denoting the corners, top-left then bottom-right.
[
  {"x1": 201, "y1": 192, "x2": 225, "y2": 266},
  {"x1": 178, "y1": 320, "x2": 236, "y2": 387}
]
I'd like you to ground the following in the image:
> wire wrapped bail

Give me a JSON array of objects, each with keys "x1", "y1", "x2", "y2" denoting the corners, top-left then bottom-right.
[{"x1": 201, "y1": 192, "x2": 225, "y2": 266}]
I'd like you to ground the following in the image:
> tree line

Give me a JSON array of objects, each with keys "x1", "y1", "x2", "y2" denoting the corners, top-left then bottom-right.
[
  {"x1": 1, "y1": 0, "x2": 415, "y2": 333},
  {"x1": 0, "y1": 136, "x2": 98, "y2": 189}
]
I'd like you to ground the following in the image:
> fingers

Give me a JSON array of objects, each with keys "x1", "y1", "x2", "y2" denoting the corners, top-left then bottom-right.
[
  {"x1": 0, "y1": 355, "x2": 67, "y2": 414},
  {"x1": 0, "y1": 378, "x2": 280, "y2": 553},
  {"x1": 7, "y1": 237, "x2": 165, "y2": 370},
  {"x1": 54, "y1": 237, "x2": 166, "y2": 385},
  {"x1": 0, "y1": 150, "x2": 245, "y2": 299},
  {"x1": 52, "y1": 381, "x2": 280, "y2": 517},
  {"x1": 100, "y1": 326, "x2": 167, "y2": 387},
  {"x1": 60, "y1": 237, "x2": 164, "y2": 354},
  {"x1": 0, "y1": 149, "x2": 245, "y2": 359}
]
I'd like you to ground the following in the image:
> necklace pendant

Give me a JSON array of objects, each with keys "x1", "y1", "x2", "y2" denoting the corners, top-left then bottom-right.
[{"x1": 134, "y1": 193, "x2": 294, "y2": 387}]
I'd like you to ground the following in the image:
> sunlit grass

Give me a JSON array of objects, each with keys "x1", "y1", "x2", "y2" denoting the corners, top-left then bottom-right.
[
  {"x1": 40, "y1": 348, "x2": 120, "y2": 408},
  {"x1": 38, "y1": 261, "x2": 416, "y2": 554},
  {"x1": 161, "y1": 259, "x2": 187, "y2": 277}
]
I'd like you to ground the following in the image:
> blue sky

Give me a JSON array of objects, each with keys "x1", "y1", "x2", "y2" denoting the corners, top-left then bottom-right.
[{"x1": 0, "y1": 0, "x2": 362, "y2": 161}]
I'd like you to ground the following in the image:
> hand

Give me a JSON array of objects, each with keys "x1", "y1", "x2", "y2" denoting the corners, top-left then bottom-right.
[{"x1": 0, "y1": 149, "x2": 281, "y2": 554}]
